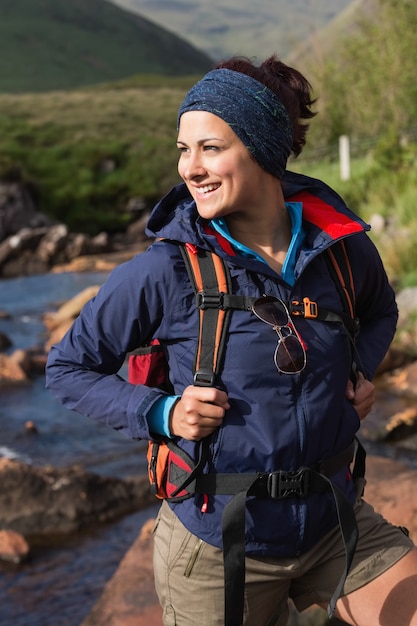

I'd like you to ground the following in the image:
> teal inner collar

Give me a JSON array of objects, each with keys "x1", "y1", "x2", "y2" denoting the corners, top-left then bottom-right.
[{"x1": 210, "y1": 202, "x2": 305, "y2": 285}]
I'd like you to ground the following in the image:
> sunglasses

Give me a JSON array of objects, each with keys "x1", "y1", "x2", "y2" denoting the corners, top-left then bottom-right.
[{"x1": 252, "y1": 295, "x2": 306, "y2": 374}]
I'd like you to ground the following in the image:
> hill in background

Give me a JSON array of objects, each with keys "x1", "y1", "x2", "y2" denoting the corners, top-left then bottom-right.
[
  {"x1": 109, "y1": 0, "x2": 354, "y2": 62},
  {"x1": 0, "y1": 0, "x2": 212, "y2": 94}
]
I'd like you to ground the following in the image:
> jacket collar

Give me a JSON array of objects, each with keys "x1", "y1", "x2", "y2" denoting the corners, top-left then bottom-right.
[{"x1": 145, "y1": 172, "x2": 369, "y2": 260}]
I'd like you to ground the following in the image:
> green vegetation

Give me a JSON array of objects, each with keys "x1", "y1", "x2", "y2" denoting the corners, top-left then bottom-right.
[
  {"x1": 0, "y1": 77, "x2": 199, "y2": 233},
  {"x1": 292, "y1": 0, "x2": 417, "y2": 289},
  {"x1": 0, "y1": 0, "x2": 211, "y2": 93},
  {"x1": 294, "y1": 133, "x2": 417, "y2": 290},
  {"x1": 1, "y1": 0, "x2": 417, "y2": 289}
]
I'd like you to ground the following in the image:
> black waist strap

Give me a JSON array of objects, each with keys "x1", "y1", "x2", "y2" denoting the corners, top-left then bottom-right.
[
  {"x1": 193, "y1": 439, "x2": 357, "y2": 497},
  {"x1": 192, "y1": 439, "x2": 365, "y2": 626}
]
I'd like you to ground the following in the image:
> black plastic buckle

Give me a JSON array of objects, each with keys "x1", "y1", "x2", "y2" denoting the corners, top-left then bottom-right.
[
  {"x1": 267, "y1": 468, "x2": 311, "y2": 498},
  {"x1": 196, "y1": 291, "x2": 225, "y2": 310},
  {"x1": 193, "y1": 369, "x2": 216, "y2": 387}
]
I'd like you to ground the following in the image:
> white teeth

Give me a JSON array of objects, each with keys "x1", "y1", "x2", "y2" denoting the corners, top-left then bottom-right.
[{"x1": 198, "y1": 184, "x2": 218, "y2": 193}]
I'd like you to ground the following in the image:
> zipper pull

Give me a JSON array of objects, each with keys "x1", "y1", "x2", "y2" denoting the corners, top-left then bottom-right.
[{"x1": 201, "y1": 493, "x2": 209, "y2": 513}]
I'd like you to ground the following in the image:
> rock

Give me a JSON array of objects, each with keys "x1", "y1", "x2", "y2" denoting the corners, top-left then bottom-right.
[
  {"x1": 25, "y1": 420, "x2": 39, "y2": 435},
  {"x1": 66, "y1": 233, "x2": 112, "y2": 261},
  {"x1": 125, "y1": 213, "x2": 151, "y2": 243},
  {"x1": 81, "y1": 518, "x2": 162, "y2": 626},
  {"x1": 9, "y1": 348, "x2": 31, "y2": 374},
  {"x1": 0, "y1": 347, "x2": 48, "y2": 386},
  {"x1": 375, "y1": 345, "x2": 413, "y2": 375},
  {"x1": 50, "y1": 241, "x2": 148, "y2": 274},
  {"x1": 43, "y1": 285, "x2": 101, "y2": 331},
  {"x1": 382, "y1": 360, "x2": 417, "y2": 399},
  {"x1": 25, "y1": 348, "x2": 47, "y2": 375},
  {"x1": 0, "y1": 181, "x2": 48, "y2": 243},
  {"x1": 36, "y1": 224, "x2": 69, "y2": 264},
  {"x1": 65, "y1": 233, "x2": 95, "y2": 260},
  {"x1": 44, "y1": 318, "x2": 75, "y2": 352},
  {"x1": 0, "y1": 529, "x2": 30, "y2": 564},
  {"x1": 0, "y1": 331, "x2": 12, "y2": 351},
  {"x1": 0, "y1": 226, "x2": 49, "y2": 266},
  {"x1": 90, "y1": 231, "x2": 111, "y2": 253},
  {"x1": 0, "y1": 351, "x2": 30, "y2": 386},
  {"x1": 0, "y1": 458, "x2": 155, "y2": 539},
  {"x1": 0, "y1": 220, "x2": 145, "y2": 278},
  {"x1": 364, "y1": 455, "x2": 417, "y2": 540},
  {"x1": 0, "y1": 248, "x2": 49, "y2": 277},
  {"x1": 359, "y1": 360, "x2": 417, "y2": 445}
]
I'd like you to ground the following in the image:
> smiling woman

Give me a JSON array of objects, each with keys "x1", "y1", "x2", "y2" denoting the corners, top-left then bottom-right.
[{"x1": 45, "y1": 54, "x2": 417, "y2": 626}]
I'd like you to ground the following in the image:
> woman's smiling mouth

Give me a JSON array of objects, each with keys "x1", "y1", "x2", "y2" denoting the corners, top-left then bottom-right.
[{"x1": 196, "y1": 183, "x2": 220, "y2": 195}]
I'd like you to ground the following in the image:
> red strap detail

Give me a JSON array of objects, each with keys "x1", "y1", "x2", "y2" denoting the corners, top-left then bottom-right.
[
  {"x1": 185, "y1": 242, "x2": 198, "y2": 255},
  {"x1": 288, "y1": 191, "x2": 363, "y2": 240},
  {"x1": 203, "y1": 223, "x2": 236, "y2": 256}
]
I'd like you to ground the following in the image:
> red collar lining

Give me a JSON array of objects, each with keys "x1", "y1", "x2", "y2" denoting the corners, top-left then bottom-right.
[{"x1": 288, "y1": 191, "x2": 363, "y2": 239}]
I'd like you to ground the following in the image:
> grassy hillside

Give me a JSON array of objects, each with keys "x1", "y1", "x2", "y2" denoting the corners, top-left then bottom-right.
[
  {"x1": 287, "y1": 0, "x2": 376, "y2": 68},
  {"x1": 0, "y1": 75, "x2": 195, "y2": 233},
  {"x1": 0, "y1": 0, "x2": 212, "y2": 94},
  {"x1": 110, "y1": 0, "x2": 353, "y2": 61}
]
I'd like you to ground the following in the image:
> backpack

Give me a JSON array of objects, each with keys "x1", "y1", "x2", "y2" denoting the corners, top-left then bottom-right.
[{"x1": 128, "y1": 238, "x2": 363, "y2": 625}]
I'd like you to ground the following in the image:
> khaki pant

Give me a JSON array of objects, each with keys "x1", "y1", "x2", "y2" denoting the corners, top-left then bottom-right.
[{"x1": 152, "y1": 498, "x2": 413, "y2": 626}]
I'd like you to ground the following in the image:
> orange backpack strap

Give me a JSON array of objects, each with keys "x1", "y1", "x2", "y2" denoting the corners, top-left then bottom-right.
[
  {"x1": 326, "y1": 240, "x2": 355, "y2": 320},
  {"x1": 324, "y1": 239, "x2": 359, "y2": 340},
  {"x1": 179, "y1": 244, "x2": 233, "y2": 387}
]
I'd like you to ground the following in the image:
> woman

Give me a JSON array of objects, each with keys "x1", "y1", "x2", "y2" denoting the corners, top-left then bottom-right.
[{"x1": 46, "y1": 56, "x2": 417, "y2": 625}]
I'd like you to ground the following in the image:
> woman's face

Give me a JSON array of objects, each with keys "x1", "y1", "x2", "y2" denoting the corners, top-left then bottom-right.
[{"x1": 177, "y1": 110, "x2": 269, "y2": 221}]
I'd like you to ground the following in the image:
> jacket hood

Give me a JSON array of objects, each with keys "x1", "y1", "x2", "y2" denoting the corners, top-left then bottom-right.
[
  {"x1": 145, "y1": 171, "x2": 369, "y2": 248},
  {"x1": 146, "y1": 183, "x2": 204, "y2": 245}
]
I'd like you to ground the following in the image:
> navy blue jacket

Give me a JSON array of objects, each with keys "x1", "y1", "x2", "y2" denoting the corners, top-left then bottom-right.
[{"x1": 46, "y1": 171, "x2": 398, "y2": 556}]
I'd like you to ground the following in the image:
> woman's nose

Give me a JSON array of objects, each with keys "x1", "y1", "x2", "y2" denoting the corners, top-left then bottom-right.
[{"x1": 182, "y1": 152, "x2": 206, "y2": 179}]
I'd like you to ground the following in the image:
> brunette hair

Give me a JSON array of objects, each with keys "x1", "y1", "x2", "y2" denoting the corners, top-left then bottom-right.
[{"x1": 215, "y1": 55, "x2": 317, "y2": 157}]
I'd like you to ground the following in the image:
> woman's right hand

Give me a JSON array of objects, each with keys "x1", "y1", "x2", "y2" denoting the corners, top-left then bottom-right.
[
  {"x1": 345, "y1": 371, "x2": 375, "y2": 421},
  {"x1": 169, "y1": 385, "x2": 230, "y2": 441}
]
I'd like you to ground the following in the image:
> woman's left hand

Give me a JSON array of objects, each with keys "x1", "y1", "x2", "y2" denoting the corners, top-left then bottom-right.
[{"x1": 345, "y1": 371, "x2": 375, "y2": 421}]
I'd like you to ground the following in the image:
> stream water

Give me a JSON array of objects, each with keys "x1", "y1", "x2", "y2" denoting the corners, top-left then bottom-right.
[{"x1": 0, "y1": 271, "x2": 159, "y2": 626}]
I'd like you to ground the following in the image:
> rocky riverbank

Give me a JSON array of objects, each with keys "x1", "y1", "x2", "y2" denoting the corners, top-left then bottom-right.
[{"x1": 0, "y1": 180, "x2": 152, "y2": 279}]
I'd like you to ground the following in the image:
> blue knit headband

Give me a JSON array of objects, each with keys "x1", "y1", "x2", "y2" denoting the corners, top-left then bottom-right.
[{"x1": 177, "y1": 68, "x2": 293, "y2": 179}]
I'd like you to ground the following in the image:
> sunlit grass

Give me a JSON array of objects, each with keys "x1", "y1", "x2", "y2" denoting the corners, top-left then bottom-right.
[{"x1": 1, "y1": 80, "x2": 417, "y2": 288}]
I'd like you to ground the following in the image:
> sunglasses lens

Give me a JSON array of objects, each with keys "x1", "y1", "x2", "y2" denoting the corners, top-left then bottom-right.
[
  {"x1": 253, "y1": 295, "x2": 306, "y2": 374},
  {"x1": 253, "y1": 296, "x2": 288, "y2": 326},
  {"x1": 274, "y1": 335, "x2": 306, "y2": 373}
]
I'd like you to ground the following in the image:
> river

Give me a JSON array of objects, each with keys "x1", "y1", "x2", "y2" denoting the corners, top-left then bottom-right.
[{"x1": 0, "y1": 271, "x2": 160, "y2": 626}]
